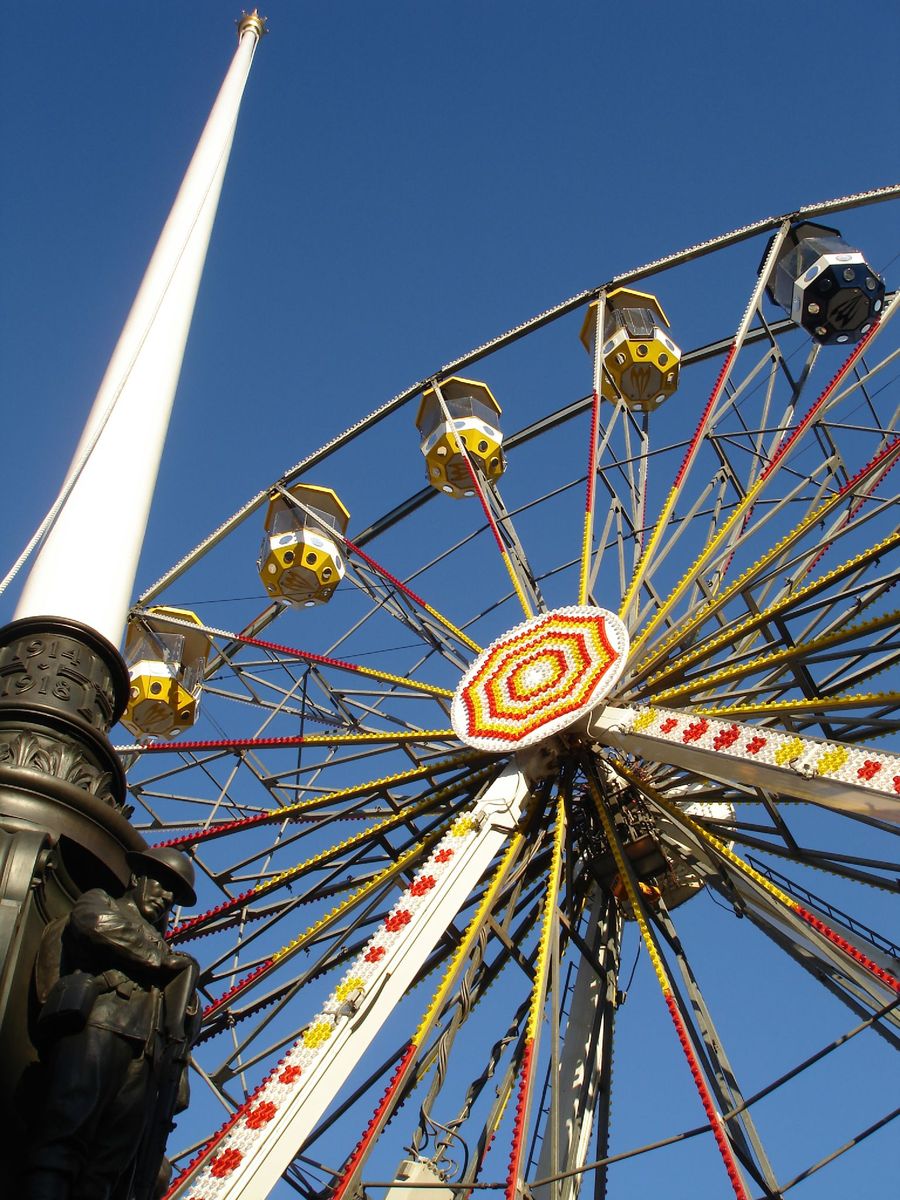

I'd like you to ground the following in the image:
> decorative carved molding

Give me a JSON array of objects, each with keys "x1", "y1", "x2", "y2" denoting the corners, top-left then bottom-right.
[{"x1": 0, "y1": 731, "x2": 117, "y2": 806}]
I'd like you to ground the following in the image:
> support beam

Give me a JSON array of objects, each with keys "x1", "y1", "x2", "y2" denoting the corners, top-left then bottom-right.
[
  {"x1": 167, "y1": 762, "x2": 533, "y2": 1200},
  {"x1": 591, "y1": 704, "x2": 900, "y2": 822}
]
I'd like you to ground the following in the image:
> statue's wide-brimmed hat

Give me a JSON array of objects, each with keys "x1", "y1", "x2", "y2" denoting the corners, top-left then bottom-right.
[{"x1": 126, "y1": 846, "x2": 197, "y2": 907}]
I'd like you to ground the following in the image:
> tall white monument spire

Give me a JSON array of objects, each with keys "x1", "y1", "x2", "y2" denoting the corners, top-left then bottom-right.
[{"x1": 15, "y1": 12, "x2": 267, "y2": 646}]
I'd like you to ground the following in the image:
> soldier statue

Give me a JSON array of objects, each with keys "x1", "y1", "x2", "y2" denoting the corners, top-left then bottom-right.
[{"x1": 23, "y1": 847, "x2": 200, "y2": 1200}]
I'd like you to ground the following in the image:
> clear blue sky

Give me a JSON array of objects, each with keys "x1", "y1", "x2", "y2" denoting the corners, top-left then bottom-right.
[
  {"x1": 1, "y1": 4, "x2": 898, "y2": 1197},
  {"x1": 2, "y1": 0, "x2": 899, "y2": 599}
]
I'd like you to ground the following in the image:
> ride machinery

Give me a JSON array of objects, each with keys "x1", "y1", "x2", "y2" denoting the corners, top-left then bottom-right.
[{"x1": 1, "y1": 14, "x2": 899, "y2": 1200}]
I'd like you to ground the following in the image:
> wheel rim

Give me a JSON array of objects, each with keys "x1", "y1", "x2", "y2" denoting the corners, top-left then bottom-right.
[{"x1": 122, "y1": 191, "x2": 899, "y2": 1198}]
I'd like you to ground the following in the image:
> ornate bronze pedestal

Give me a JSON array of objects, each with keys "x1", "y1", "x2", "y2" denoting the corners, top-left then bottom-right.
[{"x1": 0, "y1": 617, "x2": 146, "y2": 1191}]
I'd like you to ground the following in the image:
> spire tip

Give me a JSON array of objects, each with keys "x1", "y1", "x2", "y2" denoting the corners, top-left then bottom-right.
[{"x1": 237, "y1": 9, "x2": 267, "y2": 41}]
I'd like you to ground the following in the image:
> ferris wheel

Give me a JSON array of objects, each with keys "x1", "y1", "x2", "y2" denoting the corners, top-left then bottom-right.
[{"x1": 107, "y1": 189, "x2": 900, "y2": 1200}]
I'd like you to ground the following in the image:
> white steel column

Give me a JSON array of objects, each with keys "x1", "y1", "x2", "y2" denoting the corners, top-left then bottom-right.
[
  {"x1": 533, "y1": 885, "x2": 619, "y2": 1200},
  {"x1": 15, "y1": 13, "x2": 265, "y2": 646}
]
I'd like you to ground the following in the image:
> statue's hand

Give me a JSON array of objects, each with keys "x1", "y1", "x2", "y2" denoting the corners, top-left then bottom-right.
[{"x1": 163, "y1": 951, "x2": 195, "y2": 975}]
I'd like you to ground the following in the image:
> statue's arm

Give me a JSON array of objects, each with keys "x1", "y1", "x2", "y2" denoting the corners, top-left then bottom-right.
[{"x1": 69, "y1": 890, "x2": 172, "y2": 974}]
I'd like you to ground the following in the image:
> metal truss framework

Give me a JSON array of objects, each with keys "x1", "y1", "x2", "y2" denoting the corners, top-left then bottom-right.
[{"x1": 111, "y1": 189, "x2": 900, "y2": 1200}]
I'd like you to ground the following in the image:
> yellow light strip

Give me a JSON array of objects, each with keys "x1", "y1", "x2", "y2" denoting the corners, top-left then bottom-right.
[
  {"x1": 296, "y1": 729, "x2": 456, "y2": 746},
  {"x1": 526, "y1": 794, "x2": 566, "y2": 1042},
  {"x1": 641, "y1": 526, "x2": 900, "y2": 692},
  {"x1": 420, "y1": 600, "x2": 482, "y2": 655},
  {"x1": 618, "y1": 226, "x2": 790, "y2": 631},
  {"x1": 628, "y1": 429, "x2": 900, "y2": 676},
  {"x1": 345, "y1": 663, "x2": 453, "y2": 697},
  {"x1": 647, "y1": 610, "x2": 900, "y2": 704},
  {"x1": 584, "y1": 767, "x2": 669, "y2": 990},
  {"x1": 584, "y1": 763, "x2": 751, "y2": 1199},
  {"x1": 413, "y1": 822, "x2": 529, "y2": 1046},
  {"x1": 266, "y1": 751, "x2": 481, "y2": 824},
  {"x1": 268, "y1": 826, "x2": 448, "y2": 968},
  {"x1": 694, "y1": 691, "x2": 900, "y2": 719},
  {"x1": 256, "y1": 766, "x2": 496, "y2": 899},
  {"x1": 502, "y1": 549, "x2": 535, "y2": 621}
]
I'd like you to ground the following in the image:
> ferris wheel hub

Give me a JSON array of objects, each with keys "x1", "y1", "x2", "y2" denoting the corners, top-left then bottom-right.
[{"x1": 450, "y1": 606, "x2": 629, "y2": 752}]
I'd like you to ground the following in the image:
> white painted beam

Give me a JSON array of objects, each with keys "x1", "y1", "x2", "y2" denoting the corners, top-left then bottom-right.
[{"x1": 15, "y1": 16, "x2": 264, "y2": 646}]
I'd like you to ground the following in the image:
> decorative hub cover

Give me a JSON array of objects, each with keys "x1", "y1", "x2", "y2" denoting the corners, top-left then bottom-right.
[{"x1": 451, "y1": 606, "x2": 629, "y2": 751}]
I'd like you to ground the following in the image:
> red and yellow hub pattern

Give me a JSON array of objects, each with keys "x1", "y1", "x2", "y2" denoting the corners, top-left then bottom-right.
[{"x1": 452, "y1": 606, "x2": 629, "y2": 750}]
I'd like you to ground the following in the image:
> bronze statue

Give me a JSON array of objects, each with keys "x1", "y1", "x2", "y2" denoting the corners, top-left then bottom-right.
[{"x1": 23, "y1": 847, "x2": 200, "y2": 1200}]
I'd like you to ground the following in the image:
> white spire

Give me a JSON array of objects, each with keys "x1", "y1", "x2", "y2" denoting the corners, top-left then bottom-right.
[{"x1": 15, "y1": 14, "x2": 266, "y2": 645}]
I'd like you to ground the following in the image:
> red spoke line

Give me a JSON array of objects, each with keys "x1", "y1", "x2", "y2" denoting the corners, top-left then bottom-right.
[
  {"x1": 167, "y1": 1043, "x2": 418, "y2": 1198},
  {"x1": 162, "y1": 1039, "x2": 329, "y2": 1199},
  {"x1": 271, "y1": 485, "x2": 480, "y2": 651},
  {"x1": 150, "y1": 752, "x2": 480, "y2": 849},
  {"x1": 330, "y1": 1043, "x2": 419, "y2": 1200},
  {"x1": 167, "y1": 794, "x2": 458, "y2": 942},
  {"x1": 794, "y1": 906, "x2": 900, "y2": 994},
  {"x1": 202, "y1": 957, "x2": 275, "y2": 1017},
  {"x1": 801, "y1": 433, "x2": 900, "y2": 578},
  {"x1": 717, "y1": 320, "x2": 883, "y2": 580},
  {"x1": 234, "y1": 633, "x2": 364, "y2": 674},
  {"x1": 760, "y1": 321, "x2": 881, "y2": 485},
  {"x1": 343, "y1": 537, "x2": 433, "y2": 611},
  {"x1": 342, "y1": 535, "x2": 481, "y2": 653},
  {"x1": 505, "y1": 1037, "x2": 535, "y2": 1200},
  {"x1": 621, "y1": 345, "x2": 736, "y2": 618},
  {"x1": 677, "y1": 344, "x2": 737, "y2": 491},
  {"x1": 220, "y1": 629, "x2": 450, "y2": 696},
  {"x1": 663, "y1": 994, "x2": 750, "y2": 1200},
  {"x1": 621, "y1": 222, "x2": 790, "y2": 625},
  {"x1": 459, "y1": 455, "x2": 534, "y2": 619},
  {"x1": 718, "y1": 428, "x2": 900, "y2": 588},
  {"x1": 117, "y1": 730, "x2": 456, "y2": 754},
  {"x1": 462, "y1": 453, "x2": 509, "y2": 557}
]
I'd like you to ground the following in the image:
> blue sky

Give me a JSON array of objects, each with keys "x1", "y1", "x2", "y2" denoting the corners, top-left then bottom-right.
[
  {"x1": 3, "y1": 1, "x2": 899, "y2": 598},
  {"x1": 1, "y1": 4, "x2": 898, "y2": 1197}
]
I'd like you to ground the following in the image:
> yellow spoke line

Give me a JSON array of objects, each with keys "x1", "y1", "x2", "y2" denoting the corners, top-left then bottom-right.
[
  {"x1": 638, "y1": 525, "x2": 900, "y2": 694},
  {"x1": 579, "y1": 294, "x2": 606, "y2": 607},
  {"x1": 506, "y1": 794, "x2": 566, "y2": 1200},
  {"x1": 612, "y1": 761, "x2": 900, "y2": 998},
  {"x1": 618, "y1": 222, "x2": 791, "y2": 630},
  {"x1": 626, "y1": 416, "x2": 900, "y2": 682},
  {"x1": 432, "y1": 381, "x2": 535, "y2": 622},
  {"x1": 327, "y1": 816, "x2": 536, "y2": 1200},
  {"x1": 624, "y1": 290, "x2": 897, "y2": 664},
  {"x1": 648, "y1": 610, "x2": 900, "y2": 704},
  {"x1": 203, "y1": 822, "x2": 451, "y2": 1019},
  {"x1": 246, "y1": 767, "x2": 496, "y2": 903},
  {"x1": 583, "y1": 761, "x2": 750, "y2": 1199},
  {"x1": 173, "y1": 764, "x2": 498, "y2": 939},
  {"x1": 694, "y1": 691, "x2": 900, "y2": 719},
  {"x1": 412, "y1": 821, "x2": 532, "y2": 1046},
  {"x1": 156, "y1": 750, "x2": 488, "y2": 846},
  {"x1": 266, "y1": 829, "x2": 442, "y2": 968}
]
